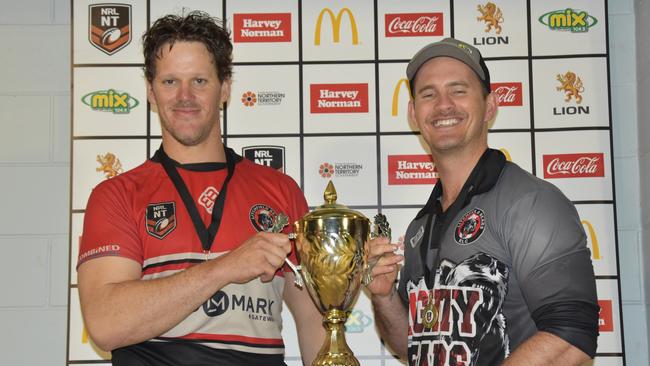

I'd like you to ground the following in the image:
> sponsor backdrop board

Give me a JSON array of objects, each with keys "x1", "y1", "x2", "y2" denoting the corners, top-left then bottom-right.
[{"x1": 68, "y1": 0, "x2": 624, "y2": 364}]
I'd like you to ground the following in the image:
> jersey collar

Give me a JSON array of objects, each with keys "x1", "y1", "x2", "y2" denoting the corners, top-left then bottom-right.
[
  {"x1": 415, "y1": 148, "x2": 507, "y2": 219},
  {"x1": 151, "y1": 146, "x2": 244, "y2": 172}
]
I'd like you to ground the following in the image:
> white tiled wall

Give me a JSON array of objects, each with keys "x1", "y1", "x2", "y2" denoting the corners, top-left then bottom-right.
[
  {"x1": 0, "y1": 1, "x2": 71, "y2": 365},
  {"x1": 0, "y1": 0, "x2": 647, "y2": 365}
]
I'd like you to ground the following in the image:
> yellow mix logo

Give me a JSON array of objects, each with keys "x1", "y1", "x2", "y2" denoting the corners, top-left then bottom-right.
[{"x1": 314, "y1": 8, "x2": 359, "y2": 45}]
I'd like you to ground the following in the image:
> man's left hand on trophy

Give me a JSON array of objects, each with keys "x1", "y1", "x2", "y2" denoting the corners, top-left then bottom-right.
[{"x1": 365, "y1": 237, "x2": 403, "y2": 293}]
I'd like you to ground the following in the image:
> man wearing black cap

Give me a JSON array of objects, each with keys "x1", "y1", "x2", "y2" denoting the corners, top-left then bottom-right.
[{"x1": 366, "y1": 38, "x2": 598, "y2": 365}]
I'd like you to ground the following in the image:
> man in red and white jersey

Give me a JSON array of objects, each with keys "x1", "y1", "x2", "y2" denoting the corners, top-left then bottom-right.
[{"x1": 77, "y1": 11, "x2": 324, "y2": 366}]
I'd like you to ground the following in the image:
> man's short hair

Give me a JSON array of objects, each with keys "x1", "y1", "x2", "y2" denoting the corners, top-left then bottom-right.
[{"x1": 142, "y1": 11, "x2": 233, "y2": 83}]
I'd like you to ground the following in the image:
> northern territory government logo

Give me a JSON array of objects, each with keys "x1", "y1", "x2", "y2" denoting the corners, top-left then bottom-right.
[
  {"x1": 539, "y1": 8, "x2": 597, "y2": 33},
  {"x1": 89, "y1": 4, "x2": 132, "y2": 55},
  {"x1": 146, "y1": 202, "x2": 177, "y2": 239},
  {"x1": 243, "y1": 146, "x2": 285, "y2": 173},
  {"x1": 249, "y1": 204, "x2": 279, "y2": 232},
  {"x1": 454, "y1": 208, "x2": 486, "y2": 245},
  {"x1": 82, "y1": 89, "x2": 139, "y2": 114}
]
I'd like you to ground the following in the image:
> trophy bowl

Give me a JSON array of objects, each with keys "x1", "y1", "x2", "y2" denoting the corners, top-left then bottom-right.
[{"x1": 293, "y1": 181, "x2": 370, "y2": 366}]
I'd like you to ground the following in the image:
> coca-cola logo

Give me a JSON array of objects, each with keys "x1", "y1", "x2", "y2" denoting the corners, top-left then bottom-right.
[
  {"x1": 543, "y1": 153, "x2": 605, "y2": 179},
  {"x1": 598, "y1": 300, "x2": 613, "y2": 332},
  {"x1": 385, "y1": 13, "x2": 443, "y2": 37},
  {"x1": 491, "y1": 82, "x2": 523, "y2": 107}
]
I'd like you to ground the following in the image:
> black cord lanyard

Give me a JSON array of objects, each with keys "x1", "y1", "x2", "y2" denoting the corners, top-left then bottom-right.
[{"x1": 157, "y1": 147, "x2": 236, "y2": 258}]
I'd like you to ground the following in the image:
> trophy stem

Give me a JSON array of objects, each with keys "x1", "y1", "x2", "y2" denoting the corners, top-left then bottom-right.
[{"x1": 313, "y1": 309, "x2": 360, "y2": 366}]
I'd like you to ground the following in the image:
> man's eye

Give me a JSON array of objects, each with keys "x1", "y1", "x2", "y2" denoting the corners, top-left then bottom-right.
[
  {"x1": 195, "y1": 78, "x2": 207, "y2": 85},
  {"x1": 162, "y1": 79, "x2": 175, "y2": 85}
]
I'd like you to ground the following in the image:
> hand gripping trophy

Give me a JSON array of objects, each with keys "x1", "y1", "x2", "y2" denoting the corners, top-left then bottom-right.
[{"x1": 275, "y1": 181, "x2": 390, "y2": 366}]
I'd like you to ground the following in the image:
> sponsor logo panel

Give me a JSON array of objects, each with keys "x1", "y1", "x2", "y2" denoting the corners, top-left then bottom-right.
[
  {"x1": 95, "y1": 152, "x2": 124, "y2": 179},
  {"x1": 491, "y1": 82, "x2": 522, "y2": 107},
  {"x1": 310, "y1": 83, "x2": 368, "y2": 114},
  {"x1": 598, "y1": 299, "x2": 613, "y2": 332},
  {"x1": 384, "y1": 13, "x2": 443, "y2": 37},
  {"x1": 318, "y1": 162, "x2": 363, "y2": 178},
  {"x1": 315, "y1": 7, "x2": 359, "y2": 45},
  {"x1": 81, "y1": 89, "x2": 139, "y2": 114},
  {"x1": 89, "y1": 4, "x2": 132, "y2": 55},
  {"x1": 387, "y1": 155, "x2": 438, "y2": 185},
  {"x1": 473, "y1": 2, "x2": 509, "y2": 46},
  {"x1": 392, "y1": 78, "x2": 411, "y2": 116},
  {"x1": 543, "y1": 153, "x2": 605, "y2": 179},
  {"x1": 241, "y1": 90, "x2": 286, "y2": 107},
  {"x1": 233, "y1": 13, "x2": 292, "y2": 43},
  {"x1": 539, "y1": 8, "x2": 598, "y2": 33},
  {"x1": 243, "y1": 146, "x2": 285, "y2": 173}
]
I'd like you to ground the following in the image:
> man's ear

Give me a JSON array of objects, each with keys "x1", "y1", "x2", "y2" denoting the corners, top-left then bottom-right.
[
  {"x1": 219, "y1": 78, "x2": 232, "y2": 107},
  {"x1": 146, "y1": 81, "x2": 158, "y2": 113},
  {"x1": 407, "y1": 99, "x2": 417, "y2": 131},
  {"x1": 484, "y1": 92, "x2": 498, "y2": 124}
]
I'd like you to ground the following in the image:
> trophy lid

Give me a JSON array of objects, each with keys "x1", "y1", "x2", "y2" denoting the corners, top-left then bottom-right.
[{"x1": 301, "y1": 181, "x2": 368, "y2": 222}]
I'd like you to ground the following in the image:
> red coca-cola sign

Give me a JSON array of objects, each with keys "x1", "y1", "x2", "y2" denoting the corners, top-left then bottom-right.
[
  {"x1": 543, "y1": 153, "x2": 605, "y2": 179},
  {"x1": 491, "y1": 82, "x2": 523, "y2": 107},
  {"x1": 385, "y1": 13, "x2": 443, "y2": 37}
]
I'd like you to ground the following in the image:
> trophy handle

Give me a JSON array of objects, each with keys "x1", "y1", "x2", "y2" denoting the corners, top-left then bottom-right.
[
  {"x1": 285, "y1": 233, "x2": 303, "y2": 288},
  {"x1": 362, "y1": 214, "x2": 392, "y2": 285},
  {"x1": 272, "y1": 214, "x2": 304, "y2": 288}
]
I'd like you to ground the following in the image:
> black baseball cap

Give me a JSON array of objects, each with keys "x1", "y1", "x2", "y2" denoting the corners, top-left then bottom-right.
[{"x1": 406, "y1": 37, "x2": 491, "y2": 95}]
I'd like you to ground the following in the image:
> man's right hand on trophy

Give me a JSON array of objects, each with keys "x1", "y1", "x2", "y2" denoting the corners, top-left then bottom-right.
[
  {"x1": 218, "y1": 232, "x2": 292, "y2": 284},
  {"x1": 365, "y1": 237, "x2": 404, "y2": 296}
]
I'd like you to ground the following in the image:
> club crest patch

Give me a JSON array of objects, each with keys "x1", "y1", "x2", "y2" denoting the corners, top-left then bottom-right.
[
  {"x1": 146, "y1": 202, "x2": 176, "y2": 239},
  {"x1": 454, "y1": 208, "x2": 485, "y2": 245},
  {"x1": 249, "y1": 204, "x2": 279, "y2": 232}
]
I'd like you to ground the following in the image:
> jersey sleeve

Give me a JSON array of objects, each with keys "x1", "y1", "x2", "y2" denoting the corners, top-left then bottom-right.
[
  {"x1": 77, "y1": 180, "x2": 143, "y2": 268},
  {"x1": 503, "y1": 184, "x2": 598, "y2": 353},
  {"x1": 504, "y1": 185, "x2": 597, "y2": 308}
]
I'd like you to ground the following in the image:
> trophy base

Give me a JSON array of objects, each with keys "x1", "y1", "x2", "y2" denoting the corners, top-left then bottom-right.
[{"x1": 313, "y1": 309, "x2": 360, "y2": 366}]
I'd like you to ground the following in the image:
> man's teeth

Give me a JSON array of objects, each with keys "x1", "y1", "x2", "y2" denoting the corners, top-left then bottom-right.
[{"x1": 434, "y1": 118, "x2": 460, "y2": 127}]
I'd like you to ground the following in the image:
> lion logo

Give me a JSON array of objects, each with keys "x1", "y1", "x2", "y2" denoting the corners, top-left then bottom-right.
[
  {"x1": 477, "y1": 2, "x2": 503, "y2": 34},
  {"x1": 96, "y1": 152, "x2": 123, "y2": 179},
  {"x1": 556, "y1": 71, "x2": 585, "y2": 104}
]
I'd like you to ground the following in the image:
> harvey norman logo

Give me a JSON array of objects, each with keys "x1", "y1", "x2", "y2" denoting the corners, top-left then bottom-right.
[
  {"x1": 385, "y1": 13, "x2": 443, "y2": 37},
  {"x1": 315, "y1": 7, "x2": 359, "y2": 45},
  {"x1": 543, "y1": 153, "x2": 604, "y2": 179},
  {"x1": 233, "y1": 13, "x2": 291, "y2": 43},
  {"x1": 388, "y1": 155, "x2": 438, "y2": 185},
  {"x1": 491, "y1": 82, "x2": 522, "y2": 107},
  {"x1": 310, "y1": 83, "x2": 368, "y2": 114}
]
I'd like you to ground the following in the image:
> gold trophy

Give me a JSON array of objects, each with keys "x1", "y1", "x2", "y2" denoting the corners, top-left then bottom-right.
[{"x1": 276, "y1": 181, "x2": 390, "y2": 366}]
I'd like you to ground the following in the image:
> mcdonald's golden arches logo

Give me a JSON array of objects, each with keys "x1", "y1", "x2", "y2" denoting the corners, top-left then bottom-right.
[
  {"x1": 581, "y1": 220, "x2": 601, "y2": 260},
  {"x1": 391, "y1": 78, "x2": 411, "y2": 116},
  {"x1": 314, "y1": 7, "x2": 359, "y2": 45}
]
